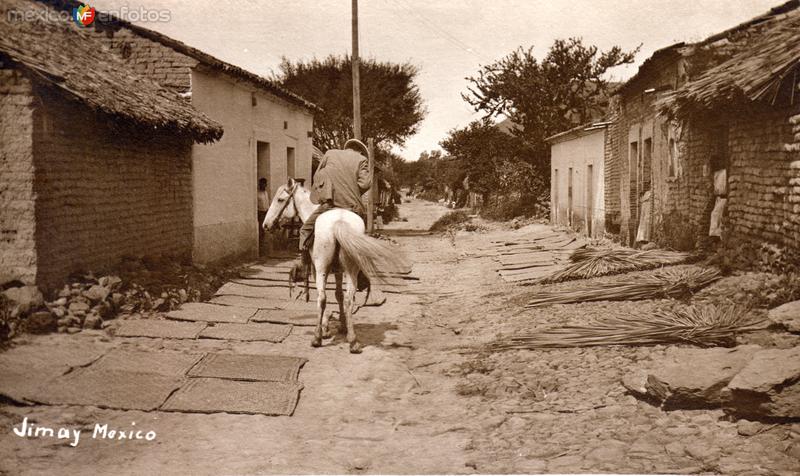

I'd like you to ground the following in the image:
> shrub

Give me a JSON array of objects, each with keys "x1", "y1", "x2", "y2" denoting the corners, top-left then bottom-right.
[{"x1": 430, "y1": 210, "x2": 471, "y2": 232}]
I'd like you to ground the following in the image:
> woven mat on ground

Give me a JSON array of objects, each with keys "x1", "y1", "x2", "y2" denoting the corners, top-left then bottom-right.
[
  {"x1": 89, "y1": 350, "x2": 203, "y2": 376},
  {"x1": 161, "y1": 378, "x2": 304, "y2": 416},
  {"x1": 198, "y1": 323, "x2": 292, "y2": 342},
  {"x1": 29, "y1": 368, "x2": 184, "y2": 411},
  {"x1": 188, "y1": 353, "x2": 307, "y2": 382}
]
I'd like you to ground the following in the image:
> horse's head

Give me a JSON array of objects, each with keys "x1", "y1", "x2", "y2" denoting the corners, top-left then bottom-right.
[{"x1": 262, "y1": 178, "x2": 299, "y2": 231}]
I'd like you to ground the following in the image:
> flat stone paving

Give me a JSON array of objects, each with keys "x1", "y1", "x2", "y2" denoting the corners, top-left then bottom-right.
[
  {"x1": 161, "y1": 378, "x2": 304, "y2": 416},
  {"x1": 115, "y1": 319, "x2": 207, "y2": 339},
  {"x1": 0, "y1": 261, "x2": 347, "y2": 416},
  {"x1": 199, "y1": 322, "x2": 293, "y2": 342},
  {"x1": 167, "y1": 302, "x2": 256, "y2": 323},
  {"x1": 30, "y1": 368, "x2": 185, "y2": 411},
  {"x1": 188, "y1": 353, "x2": 307, "y2": 382}
]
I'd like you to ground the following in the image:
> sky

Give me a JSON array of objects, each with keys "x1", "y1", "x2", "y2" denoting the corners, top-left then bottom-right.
[{"x1": 93, "y1": 0, "x2": 780, "y2": 160}]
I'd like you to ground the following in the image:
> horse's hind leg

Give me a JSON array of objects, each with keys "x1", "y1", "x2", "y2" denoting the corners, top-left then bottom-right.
[
  {"x1": 312, "y1": 268, "x2": 328, "y2": 348},
  {"x1": 344, "y1": 265, "x2": 362, "y2": 354},
  {"x1": 334, "y1": 271, "x2": 346, "y2": 336}
]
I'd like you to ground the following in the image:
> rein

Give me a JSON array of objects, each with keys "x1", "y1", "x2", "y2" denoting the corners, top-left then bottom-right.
[{"x1": 273, "y1": 183, "x2": 299, "y2": 224}]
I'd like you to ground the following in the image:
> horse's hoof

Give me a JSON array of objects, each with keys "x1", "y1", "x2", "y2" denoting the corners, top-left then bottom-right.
[
  {"x1": 349, "y1": 342, "x2": 363, "y2": 354},
  {"x1": 311, "y1": 338, "x2": 322, "y2": 348}
]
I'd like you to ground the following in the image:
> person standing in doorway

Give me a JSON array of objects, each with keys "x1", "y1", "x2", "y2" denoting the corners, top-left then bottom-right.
[{"x1": 258, "y1": 178, "x2": 270, "y2": 250}]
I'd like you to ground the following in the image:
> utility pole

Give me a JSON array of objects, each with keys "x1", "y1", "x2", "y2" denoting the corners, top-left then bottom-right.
[
  {"x1": 351, "y1": 0, "x2": 361, "y2": 140},
  {"x1": 352, "y1": 0, "x2": 375, "y2": 232}
]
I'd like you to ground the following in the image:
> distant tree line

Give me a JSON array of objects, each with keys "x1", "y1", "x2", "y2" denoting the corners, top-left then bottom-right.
[{"x1": 398, "y1": 38, "x2": 638, "y2": 219}]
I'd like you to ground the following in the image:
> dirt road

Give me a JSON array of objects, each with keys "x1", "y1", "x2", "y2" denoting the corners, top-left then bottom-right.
[{"x1": 1, "y1": 196, "x2": 798, "y2": 475}]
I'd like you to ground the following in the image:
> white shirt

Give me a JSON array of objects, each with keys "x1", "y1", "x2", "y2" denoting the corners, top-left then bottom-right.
[{"x1": 258, "y1": 189, "x2": 270, "y2": 212}]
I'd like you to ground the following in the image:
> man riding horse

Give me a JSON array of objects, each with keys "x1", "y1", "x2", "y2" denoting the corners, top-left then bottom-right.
[{"x1": 299, "y1": 141, "x2": 371, "y2": 270}]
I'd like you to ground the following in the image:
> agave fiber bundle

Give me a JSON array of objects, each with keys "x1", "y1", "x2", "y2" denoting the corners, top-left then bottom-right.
[
  {"x1": 490, "y1": 303, "x2": 766, "y2": 350},
  {"x1": 526, "y1": 267, "x2": 721, "y2": 308},
  {"x1": 536, "y1": 247, "x2": 690, "y2": 284}
]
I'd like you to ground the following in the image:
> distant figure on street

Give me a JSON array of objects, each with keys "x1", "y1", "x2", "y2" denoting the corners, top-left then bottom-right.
[
  {"x1": 299, "y1": 145, "x2": 371, "y2": 267},
  {"x1": 258, "y1": 178, "x2": 270, "y2": 246}
]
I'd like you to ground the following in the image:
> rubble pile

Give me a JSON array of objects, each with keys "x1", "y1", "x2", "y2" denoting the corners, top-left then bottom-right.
[{"x1": 1, "y1": 255, "x2": 241, "y2": 340}]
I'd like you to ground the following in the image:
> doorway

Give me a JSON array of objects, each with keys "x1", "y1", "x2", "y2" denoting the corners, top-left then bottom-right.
[
  {"x1": 586, "y1": 164, "x2": 593, "y2": 237},
  {"x1": 256, "y1": 141, "x2": 271, "y2": 257}
]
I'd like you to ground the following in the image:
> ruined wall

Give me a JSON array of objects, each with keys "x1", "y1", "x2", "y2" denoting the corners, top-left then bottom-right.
[
  {"x1": 613, "y1": 58, "x2": 695, "y2": 247},
  {"x1": 0, "y1": 66, "x2": 36, "y2": 284},
  {"x1": 32, "y1": 88, "x2": 194, "y2": 290},
  {"x1": 604, "y1": 97, "x2": 621, "y2": 233},
  {"x1": 725, "y1": 104, "x2": 800, "y2": 250}
]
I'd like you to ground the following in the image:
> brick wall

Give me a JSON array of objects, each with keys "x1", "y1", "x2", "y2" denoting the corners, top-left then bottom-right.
[
  {"x1": 93, "y1": 25, "x2": 197, "y2": 92},
  {"x1": 0, "y1": 66, "x2": 36, "y2": 284},
  {"x1": 725, "y1": 104, "x2": 800, "y2": 250},
  {"x1": 604, "y1": 96, "x2": 621, "y2": 232},
  {"x1": 32, "y1": 87, "x2": 194, "y2": 290}
]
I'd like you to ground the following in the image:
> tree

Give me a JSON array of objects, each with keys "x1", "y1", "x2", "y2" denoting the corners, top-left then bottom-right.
[
  {"x1": 277, "y1": 55, "x2": 426, "y2": 151},
  {"x1": 440, "y1": 120, "x2": 533, "y2": 202},
  {"x1": 463, "y1": 38, "x2": 638, "y2": 160}
]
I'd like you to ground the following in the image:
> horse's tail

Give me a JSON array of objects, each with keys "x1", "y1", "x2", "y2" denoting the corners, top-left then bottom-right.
[{"x1": 332, "y1": 221, "x2": 411, "y2": 283}]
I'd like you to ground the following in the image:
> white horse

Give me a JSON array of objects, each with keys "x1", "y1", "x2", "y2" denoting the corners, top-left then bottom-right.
[{"x1": 262, "y1": 178, "x2": 409, "y2": 353}]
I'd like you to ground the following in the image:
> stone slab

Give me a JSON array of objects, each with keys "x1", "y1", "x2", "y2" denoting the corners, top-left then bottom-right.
[
  {"x1": 90, "y1": 349, "x2": 203, "y2": 376},
  {"x1": 625, "y1": 345, "x2": 761, "y2": 409},
  {"x1": 723, "y1": 347, "x2": 800, "y2": 418},
  {"x1": 161, "y1": 378, "x2": 304, "y2": 416},
  {"x1": 115, "y1": 320, "x2": 206, "y2": 339},
  {"x1": 216, "y1": 283, "x2": 317, "y2": 300},
  {"x1": 166, "y1": 303, "x2": 256, "y2": 324},
  {"x1": 29, "y1": 368, "x2": 184, "y2": 411},
  {"x1": 768, "y1": 300, "x2": 800, "y2": 332},
  {"x1": 199, "y1": 323, "x2": 292, "y2": 342},
  {"x1": 209, "y1": 295, "x2": 283, "y2": 310},
  {"x1": 251, "y1": 309, "x2": 320, "y2": 327},
  {"x1": 0, "y1": 341, "x2": 109, "y2": 403},
  {"x1": 188, "y1": 353, "x2": 307, "y2": 382}
]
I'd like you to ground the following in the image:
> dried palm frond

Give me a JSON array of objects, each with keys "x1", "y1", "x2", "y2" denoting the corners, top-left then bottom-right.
[
  {"x1": 489, "y1": 303, "x2": 766, "y2": 350},
  {"x1": 526, "y1": 267, "x2": 721, "y2": 308},
  {"x1": 534, "y1": 247, "x2": 690, "y2": 284}
]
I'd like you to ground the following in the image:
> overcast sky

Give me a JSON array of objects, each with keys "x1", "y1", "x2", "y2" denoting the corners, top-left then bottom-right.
[{"x1": 94, "y1": 0, "x2": 779, "y2": 160}]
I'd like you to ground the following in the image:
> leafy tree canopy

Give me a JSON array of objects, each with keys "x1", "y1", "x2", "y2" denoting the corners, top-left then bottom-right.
[
  {"x1": 463, "y1": 38, "x2": 638, "y2": 156},
  {"x1": 277, "y1": 55, "x2": 426, "y2": 151}
]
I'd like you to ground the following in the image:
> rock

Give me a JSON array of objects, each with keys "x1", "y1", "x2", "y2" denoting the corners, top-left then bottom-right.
[
  {"x1": 68, "y1": 301, "x2": 90, "y2": 315},
  {"x1": 58, "y1": 286, "x2": 71, "y2": 298},
  {"x1": 178, "y1": 289, "x2": 188, "y2": 303},
  {"x1": 664, "y1": 441, "x2": 685, "y2": 456},
  {"x1": 350, "y1": 458, "x2": 369, "y2": 470},
  {"x1": 737, "y1": 420, "x2": 764, "y2": 436},
  {"x1": 51, "y1": 306, "x2": 66, "y2": 318},
  {"x1": 665, "y1": 425, "x2": 698, "y2": 437},
  {"x1": 66, "y1": 327, "x2": 81, "y2": 334},
  {"x1": 26, "y1": 310, "x2": 56, "y2": 334},
  {"x1": 83, "y1": 284, "x2": 110, "y2": 303},
  {"x1": 584, "y1": 440, "x2": 627, "y2": 463},
  {"x1": 684, "y1": 442, "x2": 719, "y2": 462},
  {"x1": 641, "y1": 242, "x2": 658, "y2": 251},
  {"x1": 622, "y1": 369, "x2": 649, "y2": 395},
  {"x1": 111, "y1": 293, "x2": 124, "y2": 307},
  {"x1": 53, "y1": 297, "x2": 68, "y2": 307},
  {"x1": 57, "y1": 317, "x2": 70, "y2": 327},
  {"x1": 631, "y1": 345, "x2": 760, "y2": 409},
  {"x1": 94, "y1": 301, "x2": 114, "y2": 319},
  {"x1": 2, "y1": 285, "x2": 44, "y2": 314},
  {"x1": 769, "y1": 300, "x2": 800, "y2": 333},
  {"x1": 722, "y1": 347, "x2": 800, "y2": 419},
  {"x1": 83, "y1": 314, "x2": 103, "y2": 330}
]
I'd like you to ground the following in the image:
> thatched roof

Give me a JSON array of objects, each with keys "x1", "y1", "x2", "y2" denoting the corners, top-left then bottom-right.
[
  {"x1": 0, "y1": 0, "x2": 223, "y2": 143},
  {"x1": 44, "y1": 0, "x2": 320, "y2": 113},
  {"x1": 664, "y1": 0, "x2": 800, "y2": 115}
]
